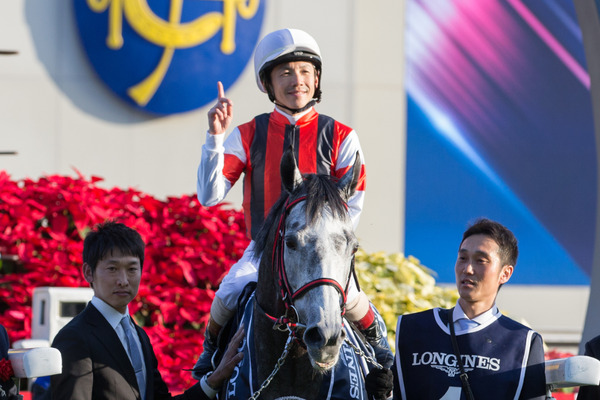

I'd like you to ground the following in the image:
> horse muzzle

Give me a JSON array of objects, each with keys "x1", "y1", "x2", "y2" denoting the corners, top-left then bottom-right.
[{"x1": 303, "y1": 324, "x2": 346, "y2": 371}]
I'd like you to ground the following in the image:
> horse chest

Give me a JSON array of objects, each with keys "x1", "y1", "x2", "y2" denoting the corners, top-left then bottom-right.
[{"x1": 222, "y1": 298, "x2": 371, "y2": 400}]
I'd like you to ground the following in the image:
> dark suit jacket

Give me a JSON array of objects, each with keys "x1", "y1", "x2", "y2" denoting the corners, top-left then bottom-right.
[
  {"x1": 50, "y1": 304, "x2": 208, "y2": 400},
  {"x1": 578, "y1": 335, "x2": 600, "y2": 400},
  {"x1": 0, "y1": 324, "x2": 18, "y2": 400},
  {"x1": 0, "y1": 325, "x2": 8, "y2": 361}
]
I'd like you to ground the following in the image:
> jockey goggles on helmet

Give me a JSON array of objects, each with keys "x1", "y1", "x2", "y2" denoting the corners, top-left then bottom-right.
[{"x1": 254, "y1": 28, "x2": 323, "y2": 108}]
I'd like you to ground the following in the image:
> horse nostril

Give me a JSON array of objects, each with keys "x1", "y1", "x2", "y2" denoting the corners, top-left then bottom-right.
[
  {"x1": 305, "y1": 327, "x2": 344, "y2": 349},
  {"x1": 325, "y1": 333, "x2": 341, "y2": 347},
  {"x1": 304, "y1": 327, "x2": 325, "y2": 348}
]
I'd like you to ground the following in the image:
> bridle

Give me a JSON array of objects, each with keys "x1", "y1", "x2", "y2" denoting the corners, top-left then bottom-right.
[
  {"x1": 247, "y1": 190, "x2": 379, "y2": 399},
  {"x1": 260, "y1": 195, "x2": 356, "y2": 336}
]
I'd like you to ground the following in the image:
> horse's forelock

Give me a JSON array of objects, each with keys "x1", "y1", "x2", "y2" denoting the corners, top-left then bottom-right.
[{"x1": 303, "y1": 175, "x2": 348, "y2": 225}]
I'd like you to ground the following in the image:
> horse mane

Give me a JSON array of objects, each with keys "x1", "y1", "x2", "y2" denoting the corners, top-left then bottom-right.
[{"x1": 253, "y1": 174, "x2": 349, "y2": 257}]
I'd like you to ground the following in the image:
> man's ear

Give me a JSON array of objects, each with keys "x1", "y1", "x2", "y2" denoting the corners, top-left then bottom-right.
[
  {"x1": 499, "y1": 265, "x2": 514, "y2": 285},
  {"x1": 83, "y1": 263, "x2": 94, "y2": 285}
]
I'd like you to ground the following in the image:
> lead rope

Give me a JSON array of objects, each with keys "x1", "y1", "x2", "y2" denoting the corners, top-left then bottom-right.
[
  {"x1": 343, "y1": 337, "x2": 383, "y2": 369},
  {"x1": 248, "y1": 331, "x2": 294, "y2": 400},
  {"x1": 248, "y1": 330, "x2": 382, "y2": 400}
]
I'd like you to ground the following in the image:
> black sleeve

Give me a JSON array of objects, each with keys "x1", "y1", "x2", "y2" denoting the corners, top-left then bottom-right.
[
  {"x1": 576, "y1": 337, "x2": 600, "y2": 400},
  {"x1": 50, "y1": 326, "x2": 94, "y2": 400},
  {"x1": 392, "y1": 356, "x2": 402, "y2": 400},
  {"x1": 0, "y1": 325, "x2": 18, "y2": 400}
]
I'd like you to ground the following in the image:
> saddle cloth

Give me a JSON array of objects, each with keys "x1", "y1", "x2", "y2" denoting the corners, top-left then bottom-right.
[{"x1": 221, "y1": 292, "x2": 374, "y2": 400}]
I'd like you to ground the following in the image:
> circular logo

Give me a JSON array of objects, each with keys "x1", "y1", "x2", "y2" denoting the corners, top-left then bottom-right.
[{"x1": 73, "y1": 0, "x2": 266, "y2": 114}]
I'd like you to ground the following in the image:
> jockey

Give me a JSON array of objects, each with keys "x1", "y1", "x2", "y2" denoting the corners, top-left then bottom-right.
[{"x1": 193, "y1": 28, "x2": 393, "y2": 380}]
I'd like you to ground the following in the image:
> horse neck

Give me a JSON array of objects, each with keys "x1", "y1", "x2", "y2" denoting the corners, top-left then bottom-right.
[{"x1": 253, "y1": 217, "x2": 314, "y2": 379}]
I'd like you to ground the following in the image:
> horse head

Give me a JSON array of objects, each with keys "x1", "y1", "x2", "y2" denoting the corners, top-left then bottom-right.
[{"x1": 255, "y1": 146, "x2": 361, "y2": 373}]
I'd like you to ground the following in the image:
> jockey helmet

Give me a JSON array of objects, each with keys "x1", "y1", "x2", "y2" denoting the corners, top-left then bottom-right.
[{"x1": 254, "y1": 28, "x2": 322, "y2": 104}]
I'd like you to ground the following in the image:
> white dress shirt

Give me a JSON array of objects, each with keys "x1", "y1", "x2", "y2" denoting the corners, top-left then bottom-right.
[
  {"x1": 90, "y1": 296, "x2": 148, "y2": 382},
  {"x1": 452, "y1": 301, "x2": 501, "y2": 333}
]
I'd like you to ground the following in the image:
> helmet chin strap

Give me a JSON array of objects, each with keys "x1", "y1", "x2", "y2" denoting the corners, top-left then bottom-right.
[{"x1": 274, "y1": 99, "x2": 318, "y2": 115}]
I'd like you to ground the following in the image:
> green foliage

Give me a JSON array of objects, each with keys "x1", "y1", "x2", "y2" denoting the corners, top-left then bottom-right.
[{"x1": 355, "y1": 249, "x2": 459, "y2": 350}]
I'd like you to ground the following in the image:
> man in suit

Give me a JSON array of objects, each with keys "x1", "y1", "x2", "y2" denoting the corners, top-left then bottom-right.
[
  {"x1": 51, "y1": 221, "x2": 243, "y2": 400},
  {"x1": 578, "y1": 335, "x2": 600, "y2": 399},
  {"x1": 0, "y1": 324, "x2": 18, "y2": 400}
]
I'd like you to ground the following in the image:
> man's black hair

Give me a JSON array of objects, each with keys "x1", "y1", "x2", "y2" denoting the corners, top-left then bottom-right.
[
  {"x1": 461, "y1": 218, "x2": 518, "y2": 267},
  {"x1": 83, "y1": 221, "x2": 145, "y2": 272}
]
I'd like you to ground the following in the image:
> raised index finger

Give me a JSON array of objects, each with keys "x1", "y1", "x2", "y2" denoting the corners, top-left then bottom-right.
[{"x1": 217, "y1": 81, "x2": 225, "y2": 99}]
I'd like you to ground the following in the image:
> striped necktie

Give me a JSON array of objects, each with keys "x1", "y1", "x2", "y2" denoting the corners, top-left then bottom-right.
[{"x1": 120, "y1": 316, "x2": 146, "y2": 400}]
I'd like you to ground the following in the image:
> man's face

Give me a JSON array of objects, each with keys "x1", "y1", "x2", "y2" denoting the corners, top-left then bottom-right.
[
  {"x1": 83, "y1": 249, "x2": 141, "y2": 314},
  {"x1": 269, "y1": 61, "x2": 318, "y2": 113},
  {"x1": 455, "y1": 234, "x2": 513, "y2": 310}
]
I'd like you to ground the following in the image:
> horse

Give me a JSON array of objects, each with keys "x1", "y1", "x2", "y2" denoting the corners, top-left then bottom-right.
[{"x1": 220, "y1": 147, "x2": 380, "y2": 399}]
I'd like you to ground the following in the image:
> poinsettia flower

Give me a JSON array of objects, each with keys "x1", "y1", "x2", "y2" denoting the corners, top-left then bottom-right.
[
  {"x1": 0, "y1": 358, "x2": 14, "y2": 381},
  {"x1": 0, "y1": 171, "x2": 249, "y2": 391}
]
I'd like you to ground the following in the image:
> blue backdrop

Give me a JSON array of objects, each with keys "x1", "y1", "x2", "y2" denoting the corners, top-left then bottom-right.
[{"x1": 404, "y1": 0, "x2": 595, "y2": 285}]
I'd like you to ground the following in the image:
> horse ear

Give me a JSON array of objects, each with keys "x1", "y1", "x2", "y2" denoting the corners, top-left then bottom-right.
[
  {"x1": 280, "y1": 145, "x2": 303, "y2": 193},
  {"x1": 338, "y1": 151, "x2": 361, "y2": 201}
]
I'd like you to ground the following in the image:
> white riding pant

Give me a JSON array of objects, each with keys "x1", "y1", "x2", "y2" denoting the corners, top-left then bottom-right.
[{"x1": 210, "y1": 240, "x2": 369, "y2": 327}]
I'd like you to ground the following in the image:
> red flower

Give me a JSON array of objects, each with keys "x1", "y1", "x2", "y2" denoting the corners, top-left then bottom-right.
[
  {"x1": 0, "y1": 171, "x2": 250, "y2": 391},
  {"x1": 545, "y1": 349, "x2": 575, "y2": 361},
  {"x1": 0, "y1": 358, "x2": 13, "y2": 381}
]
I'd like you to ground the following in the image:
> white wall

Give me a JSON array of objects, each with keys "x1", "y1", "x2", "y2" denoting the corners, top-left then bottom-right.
[
  {"x1": 0, "y1": 0, "x2": 406, "y2": 255},
  {"x1": 496, "y1": 286, "x2": 590, "y2": 355}
]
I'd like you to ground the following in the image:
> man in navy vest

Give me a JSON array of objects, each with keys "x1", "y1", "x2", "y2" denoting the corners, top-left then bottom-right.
[{"x1": 392, "y1": 218, "x2": 546, "y2": 399}]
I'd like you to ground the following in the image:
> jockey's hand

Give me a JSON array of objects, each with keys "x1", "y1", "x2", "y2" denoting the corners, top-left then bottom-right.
[
  {"x1": 208, "y1": 81, "x2": 233, "y2": 135},
  {"x1": 206, "y1": 326, "x2": 245, "y2": 389},
  {"x1": 365, "y1": 367, "x2": 393, "y2": 400}
]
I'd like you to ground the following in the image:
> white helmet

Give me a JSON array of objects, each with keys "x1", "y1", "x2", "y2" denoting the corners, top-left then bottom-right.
[{"x1": 254, "y1": 28, "x2": 322, "y2": 102}]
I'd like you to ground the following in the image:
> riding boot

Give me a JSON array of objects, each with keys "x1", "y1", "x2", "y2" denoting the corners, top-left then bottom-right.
[
  {"x1": 360, "y1": 316, "x2": 394, "y2": 370},
  {"x1": 191, "y1": 321, "x2": 221, "y2": 380}
]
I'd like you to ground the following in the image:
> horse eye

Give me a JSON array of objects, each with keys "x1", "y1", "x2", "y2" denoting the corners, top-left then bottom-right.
[
  {"x1": 351, "y1": 243, "x2": 359, "y2": 254},
  {"x1": 285, "y1": 237, "x2": 298, "y2": 250}
]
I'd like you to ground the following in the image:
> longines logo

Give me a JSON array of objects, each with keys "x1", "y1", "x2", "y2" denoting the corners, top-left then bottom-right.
[
  {"x1": 412, "y1": 352, "x2": 500, "y2": 377},
  {"x1": 73, "y1": 0, "x2": 265, "y2": 114}
]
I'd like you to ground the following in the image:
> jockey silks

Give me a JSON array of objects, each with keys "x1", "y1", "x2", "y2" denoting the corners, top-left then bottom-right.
[
  {"x1": 199, "y1": 107, "x2": 366, "y2": 239},
  {"x1": 393, "y1": 308, "x2": 546, "y2": 400}
]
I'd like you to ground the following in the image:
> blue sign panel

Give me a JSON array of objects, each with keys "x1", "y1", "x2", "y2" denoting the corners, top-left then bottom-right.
[
  {"x1": 405, "y1": 0, "x2": 596, "y2": 284},
  {"x1": 73, "y1": 0, "x2": 266, "y2": 114}
]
